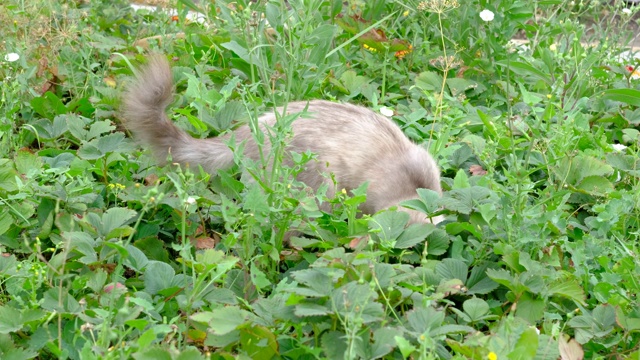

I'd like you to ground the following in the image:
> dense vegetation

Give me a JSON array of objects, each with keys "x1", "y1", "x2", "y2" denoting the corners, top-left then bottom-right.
[{"x1": 1, "y1": 0, "x2": 640, "y2": 358}]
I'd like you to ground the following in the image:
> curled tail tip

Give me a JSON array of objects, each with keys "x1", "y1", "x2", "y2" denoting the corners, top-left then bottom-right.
[{"x1": 122, "y1": 54, "x2": 174, "y2": 117}]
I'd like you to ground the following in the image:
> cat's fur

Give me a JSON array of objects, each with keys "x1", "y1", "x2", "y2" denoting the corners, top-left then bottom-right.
[{"x1": 121, "y1": 55, "x2": 442, "y2": 224}]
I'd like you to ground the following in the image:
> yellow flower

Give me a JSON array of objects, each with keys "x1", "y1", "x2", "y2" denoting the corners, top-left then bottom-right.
[
  {"x1": 363, "y1": 44, "x2": 377, "y2": 53},
  {"x1": 488, "y1": 352, "x2": 498, "y2": 360}
]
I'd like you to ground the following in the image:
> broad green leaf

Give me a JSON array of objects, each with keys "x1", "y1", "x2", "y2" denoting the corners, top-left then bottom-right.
[
  {"x1": 77, "y1": 133, "x2": 126, "y2": 160},
  {"x1": 102, "y1": 207, "x2": 137, "y2": 239},
  {"x1": 497, "y1": 60, "x2": 552, "y2": 85},
  {"x1": 0, "y1": 213, "x2": 13, "y2": 236},
  {"x1": 426, "y1": 229, "x2": 450, "y2": 256},
  {"x1": 436, "y1": 258, "x2": 468, "y2": 283},
  {"x1": 515, "y1": 295, "x2": 545, "y2": 323},
  {"x1": 124, "y1": 244, "x2": 149, "y2": 272},
  {"x1": 557, "y1": 155, "x2": 613, "y2": 186},
  {"x1": 466, "y1": 264, "x2": 499, "y2": 295},
  {"x1": 291, "y1": 268, "x2": 341, "y2": 297},
  {"x1": 395, "y1": 336, "x2": 416, "y2": 358},
  {"x1": 294, "y1": 303, "x2": 331, "y2": 317},
  {"x1": 440, "y1": 186, "x2": 493, "y2": 214},
  {"x1": 14, "y1": 150, "x2": 42, "y2": 178},
  {"x1": 207, "y1": 306, "x2": 251, "y2": 335},
  {"x1": 416, "y1": 71, "x2": 444, "y2": 92},
  {"x1": 240, "y1": 325, "x2": 278, "y2": 360},
  {"x1": 40, "y1": 288, "x2": 81, "y2": 314},
  {"x1": 0, "y1": 160, "x2": 18, "y2": 193},
  {"x1": 3, "y1": 347, "x2": 38, "y2": 360},
  {"x1": 462, "y1": 298, "x2": 491, "y2": 322},
  {"x1": 143, "y1": 261, "x2": 176, "y2": 295},
  {"x1": 446, "y1": 78, "x2": 478, "y2": 96},
  {"x1": 453, "y1": 169, "x2": 470, "y2": 189},
  {"x1": 369, "y1": 211, "x2": 409, "y2": 242},
  {"x1": 30, "y1": 92, "x2": 68, "y2": 119},
  {"x1": 545, "y1": 277, "x2": 586, "y2": 305},
  {"x1": 406, "y1": 306, "x2": 445, "y2": 334},
  {"x1": 131, "y1": 346, "x2": 172, "y2": 360},
  {"x1": 430, "y1": 324, "x2": 474, "y2": 337},
  {"x1": 322, "y1": 331, "x2": 348, "y2": 360},
  {"x1": 395, "y1": 223, "x2": 435, "y2": 249},
  {"x1": 371, "y1": 327, "x2": 398, "y2": 359},
  {"x1": 175, "y1": 348, "x2": 205, "y2": 360},
  {"x1": 211, "y1": 100, "x2": 247, "y2": 132},
  {"x1": 601, "y1": 88, "x2": 640, "y2": 107},
  {"x1": 250, "y1": 262, "x2": 271, "y2": 290},
  {"x1": 0, "y1": 306, "x2": 23, "y2": 334},
  {"x1": 576, "y1": 175, "x2": 613, "y2": 196},
  {"x1": 508, "y1": 327, "x2": 539, "y2": 360}
]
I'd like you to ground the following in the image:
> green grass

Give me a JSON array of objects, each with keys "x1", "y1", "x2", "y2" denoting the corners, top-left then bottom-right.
[{"x1": 1, "y1": 0, "x2": 640, "y2": 358}]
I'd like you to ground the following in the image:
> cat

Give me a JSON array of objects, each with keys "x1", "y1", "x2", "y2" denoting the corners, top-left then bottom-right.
[{"x1": 121, "y1": 55, "x2": 443, "y2": 224}]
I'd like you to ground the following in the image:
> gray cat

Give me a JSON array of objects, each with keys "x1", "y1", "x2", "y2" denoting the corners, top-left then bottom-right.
[{"x1": 121, "y1": 55, "x2": 442, "y2": 224}]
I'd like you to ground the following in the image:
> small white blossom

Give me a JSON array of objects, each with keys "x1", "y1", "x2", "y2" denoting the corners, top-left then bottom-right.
[
  {"x1": 379, "y1": 106, "x2": 394, "y2": 117},
  {"x1": 185, "y1": 196, "x2": 197, "y2": 205},
  {"x1": 622, "y1": 8, "x2": 632, "y2": 15},
  {"x1": 4, "y1": 53, "x2": 19, "y2": 62},
  {"x1": 612, "y1": 143, "x2": 627, "y2": 152},
  {"x1": 479, "y1": 9, "x2": 494, "y2": 22}
]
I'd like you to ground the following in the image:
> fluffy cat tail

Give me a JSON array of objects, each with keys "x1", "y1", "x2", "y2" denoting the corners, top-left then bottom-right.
[{"x1": 121, "y1": 55, "x2": 234, "y2": 172}]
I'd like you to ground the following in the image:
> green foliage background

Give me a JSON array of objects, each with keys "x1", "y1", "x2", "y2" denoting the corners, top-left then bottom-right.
[{"x1": 0, "y1": 0, "x2": 639, "y2": 358}]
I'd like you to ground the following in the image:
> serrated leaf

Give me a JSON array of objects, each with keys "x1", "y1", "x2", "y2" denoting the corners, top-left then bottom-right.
[
  {"x1": 406, "y1": 306, "x2": 445, "y2": 334},
  {"x1": 291, "y1": 268, "x2": 341, "y2": 297},
  {"x1": 131, "y1": 346, "x2": 173, "y2": 360},
  {"x1": 322, "y1": 331, "x2": 348, "y2": 360},
  {"x1": 208, "y1": 306, "x2": 251, "y2": 335},
  {"x1": 0, "y1": 306, "x2": 23, "y2": 334},
  {"x1": 545, "y1": 277, "x2": 586, "y2": 305},
  {"x1": 14, "y1": 151, "x2": 42, "y2": 178},
  {"x1": 436, "y1": 258, "x2": 468, "y2": 282},
  {"x1": 440, "y1": 186, "x2": 493, "y2": 214},
  {"x1": 101, "y1": 207, "x2": 137, "y2": 238},
  {"x1": 416, "y1": 71, "x2": 444, "y2": 92},
  {"x1": 453, "y1": 169, "x2": 470, "y2": 189},
  {"x1": 426, "y1": 229, "x2": 450, "y2": 256},
  {"x1": 294, "y1": 303, "x2": 330, "y2": 317},
  {"x1": 77, "y1": 133, "x2": 126, "y2": 160},
  {"x1": 576, "y1": 175, "x2": 613, "y2": 196}
]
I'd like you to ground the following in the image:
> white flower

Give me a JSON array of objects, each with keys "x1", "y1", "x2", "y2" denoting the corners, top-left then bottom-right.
[
  {"x1": 479, "y1": 9, "x2": 494, "y2": 22},
  {"x1": 379, "y1": 106, "x2": 394, "y2": 117},
  {"x1": 185, "y1": 196, "x2": 197, "y2": 205},
  {"x1": 612, "y1": 143, "x2": 627, "y2": 152},
  {"x1": 622, "y1": 8, "x2": 632, "y2": 15},
  {"x1": 4, "y1": 53, "x2": 19, "y2": 62}
]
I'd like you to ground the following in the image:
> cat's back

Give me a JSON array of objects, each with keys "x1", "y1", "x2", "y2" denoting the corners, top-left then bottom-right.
[{"x1": 275, "y1": 100, "x2": 412, "y2": 151}]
